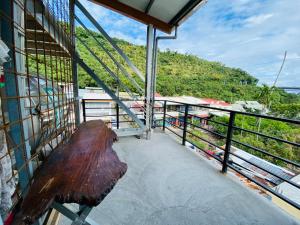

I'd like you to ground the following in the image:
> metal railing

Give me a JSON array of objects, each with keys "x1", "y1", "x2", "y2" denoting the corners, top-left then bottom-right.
[
  {"x1": 81, "y1": 97, "x2": 300, "y2": 211},
  {"x1": 157, "y1": 100, "x2": 300, "y2": 211},
  {"x1": 81, "y1": 99, "x2": 146, "y2": 128}
]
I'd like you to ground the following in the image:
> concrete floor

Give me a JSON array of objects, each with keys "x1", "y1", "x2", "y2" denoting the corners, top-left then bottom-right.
[{"x1": 59, "y1": 131, "x2": 300, "y2": 225}]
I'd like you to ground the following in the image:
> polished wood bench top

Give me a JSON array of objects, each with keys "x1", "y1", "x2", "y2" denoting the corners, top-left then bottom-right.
[{"x1": 19, "y1": 120, "x2": 127, "y2": 224}]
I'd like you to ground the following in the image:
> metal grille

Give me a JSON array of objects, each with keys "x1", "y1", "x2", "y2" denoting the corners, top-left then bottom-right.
[{"x1": 0, "y1": 0, "x2": 75, "y2": 219}]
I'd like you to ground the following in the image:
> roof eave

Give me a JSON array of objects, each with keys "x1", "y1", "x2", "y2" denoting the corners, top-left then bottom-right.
[{"x1": 89, "y1": 0, "x2": 173, "y2": 33}]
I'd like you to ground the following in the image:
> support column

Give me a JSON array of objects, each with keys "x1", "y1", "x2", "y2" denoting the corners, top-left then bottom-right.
[
  {"x1": 145, "y1": 25, "x2": 155, "y2": 139},
  {"x1": 151, "y1": 27, "x2": 177, "y2": 128},
  {"x1": 70, "y1": 0, "x2": 80, "y2": 126}
]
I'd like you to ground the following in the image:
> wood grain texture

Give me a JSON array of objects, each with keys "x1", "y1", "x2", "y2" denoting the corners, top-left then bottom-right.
[{"x1": 19, "y1": 120, "x2": 127, "y2": 224}]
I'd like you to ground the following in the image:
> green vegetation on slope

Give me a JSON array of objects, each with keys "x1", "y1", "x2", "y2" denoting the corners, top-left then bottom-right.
[
  {"x1": 75, "y1": 27, "x2": 300, "y2": 108},
  {"x1": 212, "y1": 115, "x2": 300, "y2": 167}
]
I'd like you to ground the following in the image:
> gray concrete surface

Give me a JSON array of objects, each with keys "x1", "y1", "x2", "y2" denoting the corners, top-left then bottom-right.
[{"x1": 59, "y1": 131, "x2": 300, "y2": 225}]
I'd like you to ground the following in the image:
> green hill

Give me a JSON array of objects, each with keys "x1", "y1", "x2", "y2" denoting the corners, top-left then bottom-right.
[{"x1": 76, "y1": 27, "x2": 299, "y2": 107}]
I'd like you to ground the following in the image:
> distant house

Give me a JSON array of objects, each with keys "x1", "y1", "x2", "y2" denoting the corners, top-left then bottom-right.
[
  {"x1": 155, "y1": 96, "x2": 211, "y2": 126},
  {"x1": 231, "y1": 101, "x2": 266, "y2": 113},
  {"x1": 201, "y1": 98, "x2": 231, "y2": 109},
  {"x1": 156, "y1": 96, "x2": 210, "y2": 111},
  {"x1": 205, "y1": 99, "x2": 231, "y2": 117},
  {"x1": 79, "y1": 88, "x2": 114, "y2": 123}
]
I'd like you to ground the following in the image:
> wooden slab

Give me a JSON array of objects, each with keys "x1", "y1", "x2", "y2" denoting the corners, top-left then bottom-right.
[{"x1": 18, "y1": 120, "x2": 127, "y2": 224}]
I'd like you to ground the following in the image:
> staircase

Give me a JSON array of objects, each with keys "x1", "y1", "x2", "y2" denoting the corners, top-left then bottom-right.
[
  {"x1": 26, "y1": 0, "x2": 147, "y2": 136},
  {"x1": 74, "y1": 0, "x2": 146, "y2": 136}
]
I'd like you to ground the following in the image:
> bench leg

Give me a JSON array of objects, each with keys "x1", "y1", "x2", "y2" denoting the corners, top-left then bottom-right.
[
  {"x1": 51, "y1": 202, "x2": 98, "y2": 225},
  {"x1": 71, "y1": 206, "x2": 92, "y2": 225}
]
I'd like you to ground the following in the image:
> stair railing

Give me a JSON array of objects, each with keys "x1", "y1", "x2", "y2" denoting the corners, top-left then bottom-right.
[{"x1": 75, "y1": 0, "x2": 145, "y2": 83}]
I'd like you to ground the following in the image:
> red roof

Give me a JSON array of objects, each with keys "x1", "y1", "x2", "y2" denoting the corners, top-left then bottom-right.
[{"x1": 201, "y1": 98, "x2": 231, "y2": 106}]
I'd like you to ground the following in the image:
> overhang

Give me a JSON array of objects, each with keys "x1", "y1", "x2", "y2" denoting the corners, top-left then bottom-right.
[{"x1": 88, "y1": 0, "x2": 207, "y2": 33}]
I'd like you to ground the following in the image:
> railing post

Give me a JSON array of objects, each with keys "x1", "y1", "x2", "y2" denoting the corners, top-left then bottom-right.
[
  {"x1": 116, "y1": 103, "x2": 120, "y2": 129},
  {"x1": 162, "y1": 100, "x2": 167, "y2": 131},
  {"x1": 82, "y1": 99, "x2": 86, "y2": 122},
  {"x1": 182, "y1": 104, "x2": 189, "y2": 145},
  {"x1": 222, "y1": 111, "x2": 236, "y2": 173}
]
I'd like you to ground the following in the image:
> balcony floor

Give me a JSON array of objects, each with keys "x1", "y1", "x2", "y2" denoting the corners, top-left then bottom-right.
[{"x1": 59, "y1": 130, "x2": 299, "y2": 225}]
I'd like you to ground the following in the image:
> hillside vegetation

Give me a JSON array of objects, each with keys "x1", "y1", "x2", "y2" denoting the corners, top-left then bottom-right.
[{"x1": 76, "y1": 27, "x2": 299, "y2": 108}]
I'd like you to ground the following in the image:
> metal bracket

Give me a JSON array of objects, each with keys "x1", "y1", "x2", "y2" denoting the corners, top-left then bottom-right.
[{"x1": 51, "y1": 202, "x2": 98, "y2": 225}]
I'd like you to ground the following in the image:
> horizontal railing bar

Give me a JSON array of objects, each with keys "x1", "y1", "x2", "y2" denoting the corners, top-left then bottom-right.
[
  {"x1": 187, "y1": 139, "x2": 223, "y2": 163},
  {"x1": 165, "y1": 120, "x2": 184, "y2": 131},
  {"x1": 161, "y1": 100, "x2": 300, "y2": 125},
  {"x1": 186, "y1": 113, "x2": 228, "y2": 127},
  {"x1": 233, "y1": 125, "x2": 300, "y2": 148},
  {"x1": 201, "y1": 117, "x2": 229, "y2": 127},
  {"x1": 84, "y1": 107, "x2": 145, "y2": 110},
  {"x1": 231, "y1": 162, "x2": 280, "y2": 185},
  {"x1": 82, "y1": 99, "x2": 142, "y2": 101},
  {"x1": 232, "y1": 139, "x2": 300, "y2": 168},
  {"x1": 104, "y1": 120, "x2": 135, "y2": 124},
  {"x1": 229, "y1": 152, "x2": 300, "y2": 189},
  {"x1": 186, "y1": 130, "x2": 223, "y2": 150},
  {"x1": 187, "y1": 122, "x2": 226, "y2": 138},
  {"x1": 85, "y1": 113, "x2": 143, "y2": 117},
  {"x1": 82, "y1": 99, "x2": 115, "y2": 101},
  {"x1": 165, "y1": 126, "x2": 183, "y2": 138},
  {"x1": 165, "y1": 113, "x2": 184, "y2": 123},
  {"x1": 227, "y1": 163, "x2": 300, "y2": 210},
  {"x1": 84, "y1": 107, "x2": 115, "y2": 110}
]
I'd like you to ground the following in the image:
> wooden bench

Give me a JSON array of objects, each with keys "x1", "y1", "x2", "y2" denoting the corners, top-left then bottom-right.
[{"x1": 14, "y1": 120, "x2": 127, "y2": 225}]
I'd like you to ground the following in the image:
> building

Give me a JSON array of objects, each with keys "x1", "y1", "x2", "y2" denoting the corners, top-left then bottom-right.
[
  {"x1": 272, "y1": 174, "x2": 300, "y2": 220},
  {"x1": 229, "y1": 146, "x2": 295, "y2": 186},
  {"x1": 79, "y1": 88, "x2": 114, "y2": 123},
  {"x1": 201, "y1": 98, "x2": 231, "y2": 109},
  {"x1": 232, "y1": 101, "x2": 266, "y2": 113}
]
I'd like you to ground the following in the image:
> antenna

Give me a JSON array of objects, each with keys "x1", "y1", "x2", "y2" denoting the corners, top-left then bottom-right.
[
  {"x1": 268, "y1": 51, "x2": 287, "y2": 109},
  {"x1": 272, "y1": 50, "x2": 287, "y2": 88}
]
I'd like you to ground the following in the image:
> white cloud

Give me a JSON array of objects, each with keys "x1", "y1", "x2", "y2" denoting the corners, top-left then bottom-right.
[
  {"x1": 80, "y1": 0, "x2": 108, "y2": 21},
  {"x1": 284, "y1": 53, "x2": 300, "y2": 60},
  {"x1": 159, "y1": 0, "x2": 300, "y2": 86},
  {"x1": 78, "y1": 0, "x2": 146, "y2": 45},
  {"x1": 246, "y1": 14, "x2": 273, "y2": 26}
]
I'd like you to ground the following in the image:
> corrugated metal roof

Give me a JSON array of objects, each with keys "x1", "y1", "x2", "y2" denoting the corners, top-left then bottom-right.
[
  {"x1": 275, "y1": 174, "x2": 300, "y2": 205},
  {"x1": 231, "y1": 148, "x2": 295, "y2": 185}
]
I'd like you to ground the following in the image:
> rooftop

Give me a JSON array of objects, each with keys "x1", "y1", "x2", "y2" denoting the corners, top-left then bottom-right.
[
  {"x1": 59, "y1": 131, "x2": 299, "y2": 225},
  {"x1": 276, "y1": 174, "x2": 300, "y2": 207},
  {"x1": 156, "y1": 96, "x2": 209, "y2": 105}
]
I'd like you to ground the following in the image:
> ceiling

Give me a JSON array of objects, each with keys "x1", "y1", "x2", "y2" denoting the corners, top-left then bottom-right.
[{"x1": 88, "y1": 0, "x2": 207, "y2": 33}]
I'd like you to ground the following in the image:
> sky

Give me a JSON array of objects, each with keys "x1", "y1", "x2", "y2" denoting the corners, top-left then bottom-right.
[{"x1": 79, "y1": 0, "x2": 300, "y2": 87}]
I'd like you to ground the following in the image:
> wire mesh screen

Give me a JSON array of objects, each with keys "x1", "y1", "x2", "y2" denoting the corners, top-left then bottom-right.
[{"x1": 0, "y1": 0, "x2": 75, "y2": 219}]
